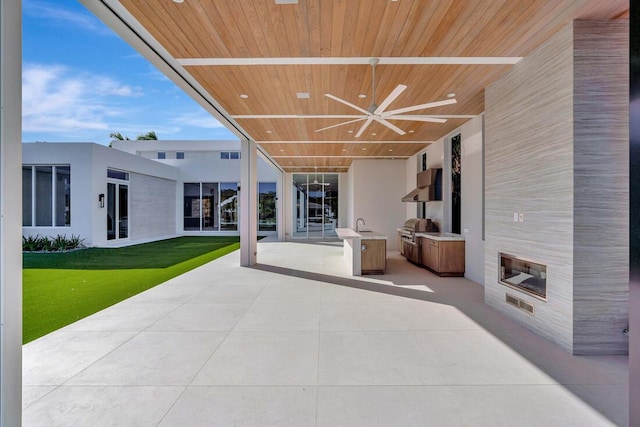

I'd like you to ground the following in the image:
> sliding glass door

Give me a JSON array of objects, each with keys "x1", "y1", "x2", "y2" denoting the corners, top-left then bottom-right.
[
  {"x1": 107, "y1": 181, "x2": 128, "y2": 240},
  {"x1": 292, "y1": 173, "x2": 338, "y2": 239}
]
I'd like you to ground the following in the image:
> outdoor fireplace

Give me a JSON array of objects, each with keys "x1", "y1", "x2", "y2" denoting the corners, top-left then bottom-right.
[{"x1": 499, "y1": 253, "x2": 547, "y2": 300}]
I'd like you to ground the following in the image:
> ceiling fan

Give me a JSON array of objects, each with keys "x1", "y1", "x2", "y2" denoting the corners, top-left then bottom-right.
[
  {"x1": 301, "y1": 168, "x2": 330, "y2": 187},
  {"x1": 316, "y1": 58, "x2": 457, "y2": 137}
]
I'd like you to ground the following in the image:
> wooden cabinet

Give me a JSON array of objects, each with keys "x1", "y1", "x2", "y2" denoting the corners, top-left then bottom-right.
[
  {"x1": 397, "y1": 232, "x2": 404, "y2": 256},
  {"x1": 420, "y1": 237, "x2": 465, "y2": 277},
  {"x1": 361, "y1": 239, "x2": 386, "y2": 274}
]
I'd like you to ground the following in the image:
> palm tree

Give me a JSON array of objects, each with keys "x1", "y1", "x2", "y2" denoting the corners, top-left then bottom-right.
[
  {"x1": 109, "y1": 132, "x2": 130, "y2": 140},
  {"x1": 136, "y1": 131, "x2": 158, "y2": 140}
]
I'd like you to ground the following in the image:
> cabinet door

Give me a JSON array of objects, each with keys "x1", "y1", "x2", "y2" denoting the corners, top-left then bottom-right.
[
  {"x1": 427, "y1": 240, "x2": 440, "y2": 270},
  {"x1": 362, "y1": 239, "x2": 386, "y2": 271},
  {"x1": 419, "y1": 238, "x2": 430, "y2": 266},
  {"x1": 439, "y1": 241, "x2": 465, "y2": 273}
]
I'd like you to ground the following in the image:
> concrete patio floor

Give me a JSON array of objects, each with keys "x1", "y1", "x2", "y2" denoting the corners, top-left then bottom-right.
[{"x1": 23, "y1": 240, "x2": 628, "y2": 426}]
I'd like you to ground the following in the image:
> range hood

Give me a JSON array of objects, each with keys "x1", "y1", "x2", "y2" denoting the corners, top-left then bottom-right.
[{"x1": 401, "y1": 168, "x2": 442, "y2": 202}]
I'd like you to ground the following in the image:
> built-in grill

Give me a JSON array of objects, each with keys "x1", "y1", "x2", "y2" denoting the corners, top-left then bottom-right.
[{"x1": 400, "y1": 218, "x2": 439, "y2": 264}]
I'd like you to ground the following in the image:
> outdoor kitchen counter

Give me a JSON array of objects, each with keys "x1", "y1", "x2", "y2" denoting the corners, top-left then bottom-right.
[
  {"x1": 415, "y1": 232, "x2": 465, "y2": 241},
  {"x1": 336, "y1": 228, "x2": 387, "y2": 240},
  {"x1": 336, "y1": 228, "x2": 388, "y2": 275}
]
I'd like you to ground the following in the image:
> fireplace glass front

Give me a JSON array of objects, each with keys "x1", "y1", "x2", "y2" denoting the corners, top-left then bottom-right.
[{"x1": 499, "y1": 253, "x2": 547, "y2": 300}]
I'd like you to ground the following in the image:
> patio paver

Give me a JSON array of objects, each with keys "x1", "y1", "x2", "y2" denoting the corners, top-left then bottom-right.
[{"x1": 22, "y1": 241, "x2": 629, "y2": 426}]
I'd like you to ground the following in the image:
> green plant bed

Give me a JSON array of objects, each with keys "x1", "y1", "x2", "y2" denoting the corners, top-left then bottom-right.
[{"x1": 23, "y1": 236, "x2": 240, "y2": 343}]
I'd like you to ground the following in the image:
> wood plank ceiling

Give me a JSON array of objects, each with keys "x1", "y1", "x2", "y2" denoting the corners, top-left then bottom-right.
[{"x1": 119, "y1": 0, "x2": 628, "y2": 173}]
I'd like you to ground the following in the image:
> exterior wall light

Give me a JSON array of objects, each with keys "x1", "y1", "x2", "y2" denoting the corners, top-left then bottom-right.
[{"x1": 98, "y1": 193, "x2": 105, "y2": 208}]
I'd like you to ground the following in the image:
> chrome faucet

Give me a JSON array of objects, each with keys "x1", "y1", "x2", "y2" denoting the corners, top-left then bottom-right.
[{"x1": 355, "y1": 217, "x2": 366, "y2": 232}]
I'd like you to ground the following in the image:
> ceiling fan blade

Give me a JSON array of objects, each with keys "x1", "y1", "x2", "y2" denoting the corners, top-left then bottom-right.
[
  {"x1": 384, "y1": 115, "x2": 447, "y2": 123},
  {"x1": 373, "y1": 117, "x2": 406, "y2": 135},
  {"x1": 325, "y1": 94, "x2": 371, "y2": 115},
  {"x1": 374, "y1": 84, "x2": 407, "y2": 115},
  {"x1": 315, "y1": 117, "x2": 366, "y2": 133},
  {"x1": 382, "y1": 98, "x2": 457, "y2": 116},
  {"x1": 354, "y1": 117, "x2": 374, "y2": 138}
]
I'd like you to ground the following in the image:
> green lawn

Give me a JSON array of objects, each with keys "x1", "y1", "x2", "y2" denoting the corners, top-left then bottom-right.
[{"x1": 23, "y1": 236, "x2": 240, "y2": 344}]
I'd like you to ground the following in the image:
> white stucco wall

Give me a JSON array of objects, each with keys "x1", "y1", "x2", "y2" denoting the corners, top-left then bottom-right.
[
  {"x1": 350, "y1": 159, "x2": 407, "y2": 251},
  {"x1": 23, "y1": 143, "x2": 98, "y2": 246},
  {"x1": 23, "y1": 143, "x2": 179, "y2": 247},
  {"x1": 459, "y1": 116, "x2": 485, "y2": 285},
  {"x1": 400, "y1": 116, "x2": 485, "y2": 285}
]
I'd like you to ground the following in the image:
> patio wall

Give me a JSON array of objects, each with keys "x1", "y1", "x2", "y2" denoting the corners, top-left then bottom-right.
[{"x1": 484, "y1": 20, "x2": 628, "y2": 355}]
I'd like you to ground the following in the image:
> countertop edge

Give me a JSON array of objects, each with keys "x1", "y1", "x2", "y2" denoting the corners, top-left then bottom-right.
[
  {"x1": 415, "y1": 232, "x2": 465, "y2": 242},
  {"x1": 336, "y1": 228, "x2": 388, "y2": 240}
]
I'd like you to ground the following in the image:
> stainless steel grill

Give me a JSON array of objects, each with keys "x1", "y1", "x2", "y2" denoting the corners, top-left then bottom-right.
[
  {"x1": 400, "y1": 218, "x2": 438, "y2": 264},
  {"x1": 400, "y1": 218, "x2": 438, "y2": 241}
]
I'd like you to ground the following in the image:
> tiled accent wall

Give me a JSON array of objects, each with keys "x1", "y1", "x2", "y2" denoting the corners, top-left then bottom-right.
[
  {"x1": 129, "y1": 173, "x2": 177, "y2": 241},
  {"x1": 572, "y1": 21, "x2": 629, "y2": 354},
  {"x1": 484, "y1": 20, "x2": 628, "y2": 355}
]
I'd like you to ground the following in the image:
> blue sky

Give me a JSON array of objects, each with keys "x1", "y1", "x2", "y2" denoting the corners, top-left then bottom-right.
[{"x1": 22, "y1": 0, "x2": 237, "y2": 145}]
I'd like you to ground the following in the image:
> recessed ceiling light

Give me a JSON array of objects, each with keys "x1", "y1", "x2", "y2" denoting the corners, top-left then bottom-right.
[
  {"x1": 280, "y1": 149, "x2": 284, "y2": 152},
  {"x1": 296, "y1": 92, "x2": 310, "y2": 99},
  {"x1": 240, "y1": 94, "x2": 249, "y2": 99},
  {"x1": 266, "y1": 130, "x2": 272, "y2": 134},
  {"x1": 447, "y1": 92, "x2": 456, "y2": 98},
  {"x1": 408, "y1": 130, "x2": 415, "y2": 133},
  {"x1": 371, "y1": 133, "x2": 376, "y2": 136},
  {"x1": 388, "y1": 149, "x2": 393, "y2": 152},
  {"x1": 358, "y1": 94, "x2": 367, "y2": 99},
  {"x1": 275, "y1": 0, "x2": 298, "y2": 3},
  {"x1": 362, "y1": 148, "x2": 367, "y2": 151},
  {"x1": 347, "y1": 130, "x2": 353, "y2": 133},
  {"x1": 173, "y1": 0, "x2": 184, "y2": 3},
  {"x1": 342, "y1": 149, "x2": 347, "y2": 152}
]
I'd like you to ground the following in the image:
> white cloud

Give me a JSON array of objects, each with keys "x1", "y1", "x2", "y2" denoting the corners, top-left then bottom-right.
[
  {"x1": 22, "y1": 63, "x2": 143, "y2": 134},
  {"x1": 24, "y1": 0, "x2": 114, "y2": 36},
  {"x1": 171, "y1": 111, "x2": 227, "y2": 129}
]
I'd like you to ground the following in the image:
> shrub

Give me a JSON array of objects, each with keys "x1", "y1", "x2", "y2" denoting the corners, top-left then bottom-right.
[
  {"x1": 23, "y1": 234, "x2": 85, "y2": 252},
  {"x1": 22, "y1": 235, "x2": 41, "y2": 252}
]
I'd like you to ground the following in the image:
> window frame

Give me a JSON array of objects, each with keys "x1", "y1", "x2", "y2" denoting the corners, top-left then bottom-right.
[{"x1": 22, "y1": 164, "x2": 71, "y2": 227}]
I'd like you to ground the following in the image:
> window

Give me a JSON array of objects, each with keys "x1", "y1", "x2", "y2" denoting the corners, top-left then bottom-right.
[
  {"x1": 220, "y1": 151, "x2": 240, "y2": 160},
  {"x1": 183, "y1": 183, "x2": 202, "y2": 230},
  {"x1": 220, "y1": 183, "x2": 238, "y2": 231},
  {"x1": 258, "y1": 182, "x2": 277, "y2": 231},
  {"x1": 157, "y1": 152, "x2": 166, "y2": 159},
  {"x1": 23, "y1": 165, "x2": 71, "y2": 227},
  {"x1": 176, "y1": 151, "x2": 185, "y2": 159},
  {"x1": 107, "y1": 169, "x2": 129, "y2": 180}
]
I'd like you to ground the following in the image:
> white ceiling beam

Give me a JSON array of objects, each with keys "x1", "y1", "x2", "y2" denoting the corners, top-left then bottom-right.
[
  {"x1": 232, "y1": 114, "x2": 476, "y2": 119},
  {"x1": 179, "y1": 57, "x2": 522, "y2": 66},
  {"x1": 272, "y1": 155, "x2": 410, "y2": 159},
  {"x1": 258, "y1": 140, "x2": 433, "y2": 144}
]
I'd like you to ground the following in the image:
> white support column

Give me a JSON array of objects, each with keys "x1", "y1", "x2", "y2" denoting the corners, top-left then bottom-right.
[
  {"x1": 0, "y1": 0, "x2": 23, "y2": 425},
  {"x1": 276, "y1": 168, "x2": 285, "y2": 241},
  {"x1": 240, "y1": 139, "x2": 257, "y2": 266}
]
